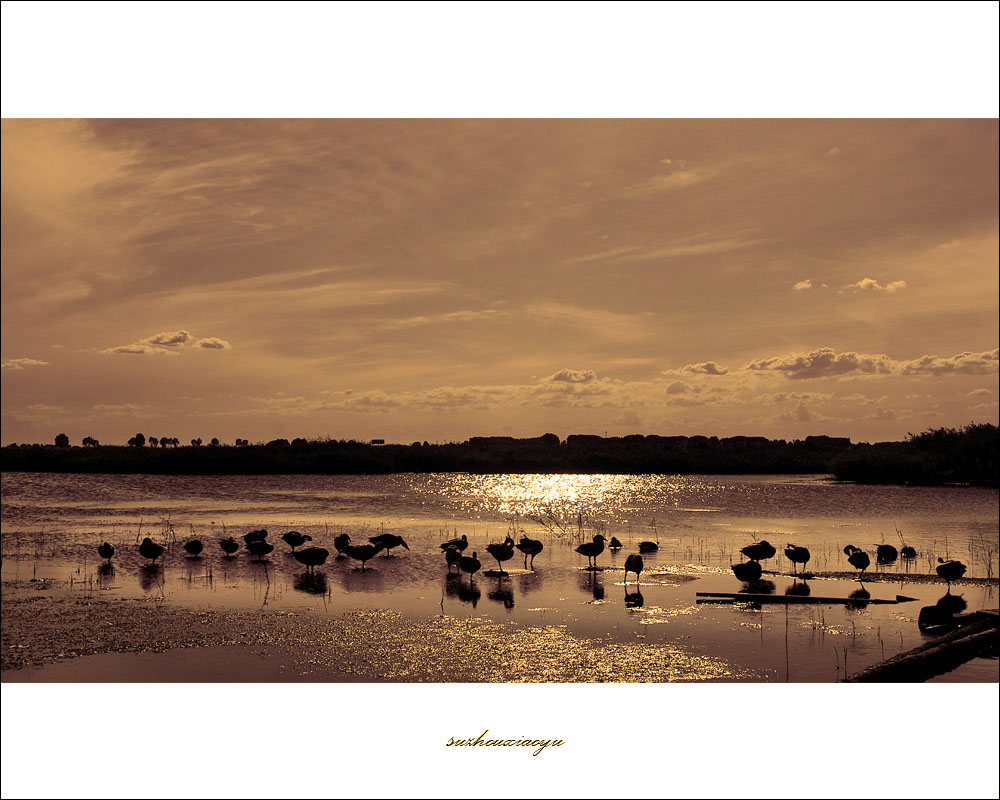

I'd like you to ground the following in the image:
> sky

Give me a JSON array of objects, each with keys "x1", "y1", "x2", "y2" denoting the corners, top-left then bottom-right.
[{"x1": 1, "y1": 118, "x2": 997, "y2": 445}]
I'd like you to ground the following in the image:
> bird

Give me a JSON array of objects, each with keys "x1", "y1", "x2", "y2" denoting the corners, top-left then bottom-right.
[
  {"x1": 741, "y1": 540, "x2": 776, "y2": 563},
  {"x1": 516, "y1": 536, "x2": 544, "y2": 569},
  {"x1": 334, "y1": 533, "x2": 351, "y2": 557},
  {"x1": 843, "y1": 544, "x2": 861, "y2": 556},
  {"x1": 183, "y1": 539, "x2": 203, "y2": 557},
  {"x1": 575, "y1": 534, "x2": 607, "y2": 569},
  {"x1": 784, "y1": 544, "x2": 810, "y2": 574},
  {"x1": 281, "y1": 531, "x2": 312, "y2": 552},
  {"x1": 343, "y1": 542, "x2": 385, "y2": 570},
  {"x1": 847, "y1": 548, "x2": 870, "y2": 578},
  {"x1": 608, "y1": 537, "x2": 623, "y2": 551},
  {"x1": 459, "y1": 551, "x2": 482, "y2": 580},
  {"x1": 97, "y1": 542, "x2": 115, "y2": 564},
  {"x1": 219, "y1": 536, "x2": 239, "y2": 556},
  {"x1": 243, "y1": 529, "x2": 268, "y2": 545},
  {"x1": 486, "y1": 536, "x2": 515, "y2": 574},
  {"x1": 293, "y1": 546, "x2": 329, "y2": 573},
  {"x1": 246, "y1": 540, "x2": 274, "y2": 561},
  {"x1": 876, "y1": 544, "x2": 898, "y2": 564},
  {"x1": 732, "y1": 561, "x2": 763, "y2": 583},
  {"x1": 624, "y1": 553, "x2": 643, "y2": 584},
  {"x1": 369, "y1": 533, "x2": 409, "y2": 556},
  {"x1": 138, "y1": 537, "x2": 165, "y2": 564},
  {"x1": 936, "y1": 558, "x2": 967, "y2": 585},
  {"x1": 638, "y1": 541, "x2": 658, "y2": 553},
  {"x1": 439, "y1": 534, "x2": 469, "y2": 552},
  {"x1": 444, "y1": 545, "x2": 462, "y2": 573},
  {"x1": 901, "y1": 545, "x2": 917, "y2": 560}
]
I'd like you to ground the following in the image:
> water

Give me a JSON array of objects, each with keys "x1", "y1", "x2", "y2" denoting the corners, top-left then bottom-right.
[{"x1": 2, "y1": 472, "x2": 997, "y2": 681}]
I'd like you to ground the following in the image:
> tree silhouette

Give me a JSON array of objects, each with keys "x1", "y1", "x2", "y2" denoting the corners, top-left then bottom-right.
[
  {"x1": 149, "y1": 436, "x2": 159, "y2": 448},
  {"x1": 127, "y1": 433, "x2": 146, "y2": 447},
  {"x1": 191, "y1": 437, "x2": 202, "y2": 446},
  {"x1": 54, "y1": 433, "x2": 69, "y2": 448},
  {"x1": 82, "y1": 436, "x2": 99, "y2": 447},
  {"x1": 210, "y1": 437, "x2": 220, "y2": 447}
]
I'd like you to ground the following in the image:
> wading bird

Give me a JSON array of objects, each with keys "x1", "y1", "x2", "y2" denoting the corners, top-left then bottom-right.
[
  {"x1": 843, "y1": 544, "x2": 861, "y2": 556},
  {"x1": 439, "y1": 534, "x2": 468, "y2": 552},
  {"x1": 575, "y1": 534, "x2": 607, "y2": 570},
  {"x1": 901, "y1": 545, "x2": 917, "y2": 560},
  {"x1": 624, "y1": 553, "x2": 643, "y2": 584},
  {"x1": 183, "y1": 539, "x2": 203, "y2": 557},
  {"x1": 638, "y1": 541, "x2": 658, "y2": 553},
  {"x1": 741, "y1": 540, "x2": 776, "y2": 563},
  {"x1": 220, "y1": 536, "x2": 239, "y2": 556},
  {"x1": 936, "y1": 558, "x2": 967, "y2": 585},
  {"x1": 293, "y1": 546, "x2": 329, "y2": 573},
  {"x1": 138, "y1": 537, "x2": 165, "y2": 564},
  {"x1": 444, "y1": 545, "x2": 462, "y2": 573},
  {"x1": 732, "y1": 561, "x2": 763, "y2": 583},
  {"x1": 876, "y1": 544, "x2": 898, "y2": 565},
  {"x1": 97, "y1": 542, "x2": 115, "y2": 564},
  {"x1": 369, "y1": 533, "x2": 409, "y2": 556},
  {"x1": 608, "y1": 537, "x2": 623, "y2": 551},
  {"x1": 281, "y1": 531, "x2": 312, "y2": 552},
  {"x1": 247, "y1": 540, "x2": 274, "y2": 561},
  {"x1": 334, "y1": 533, "x2": 351, "y2": 557},
  {"x1": 343, "y1": 542, "x2": 385, "y2": 570},
  {"x1": 243, "y1": 529, "x2": 268, "y2": 545},
  {"x1": 459, "y1": 551, "x2": 482, "y2": 580},
  {"x1": 486, "y1": 536, "x2": 515, "y2": 574},
  {"x1": 847, "y1": 548, "x2": 870, "y2": 579},
  {"x1": 784, "y1": 544, "x2": 810, "y2": 574},
  {"x1": 516, "y1": 536, "x2": 544, "y2": 569}
]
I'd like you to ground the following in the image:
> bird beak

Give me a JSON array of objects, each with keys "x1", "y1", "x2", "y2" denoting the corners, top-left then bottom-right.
[{"x1": 402, "y1": 541, "x2": 410, "y2": 550}]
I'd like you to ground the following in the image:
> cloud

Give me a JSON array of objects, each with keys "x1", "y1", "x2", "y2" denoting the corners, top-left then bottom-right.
[
  {"x1": 777, "y1": 402, "x2": 821, "y2": 423},
  {"x1": 745, "y1": 347, "x2": 998, "y2": 379},
  {"x1": 146, "y1": 330, "x2": 194, "y2": 347},
  {"x1": 845, "y1": 277, "x2": 908, "y2": 293},
  {"x1": 968, "y1": 388, "x2": 993, "y2": 397},
  {"x1": 2, "y1": 358, "x2": 48, "y2": 370},
  {"x1": 680, "y1": 361, "x2": 729, "y2": 376},
  {"x1": 666, "y1": 381, "x2": 693, "y2": 394},
  {"x1": 898, "y1": 349, "x2": 998, "y2": 375},
  {"x1": 623, "y1": 169, "x2": 710, "y2": 197},
  {"x1": 547, "y1": 368, "x2": 597, "y2": 384},
  {"x1": 91, "y1": 403, "x2": 154, "y2": 416},
  {"x1": 793, "y1": 279, "x2": 813, "y2": 291},
  {"x1": 194, "y1": 337, "x2": 232, "y2": 350},
  {"x1": 102, "y1": 329, "x2": 231, "y2": 355}
]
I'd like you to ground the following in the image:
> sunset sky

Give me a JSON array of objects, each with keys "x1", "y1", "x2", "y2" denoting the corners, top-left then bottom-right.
[{"x1": 2, "y1": 118, "x2": 997, "y2": 445}]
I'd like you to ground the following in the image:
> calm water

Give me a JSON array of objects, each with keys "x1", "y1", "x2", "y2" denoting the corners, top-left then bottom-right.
[{"x1": 2, "y1": 472, "x2": 998, "y2": 681}]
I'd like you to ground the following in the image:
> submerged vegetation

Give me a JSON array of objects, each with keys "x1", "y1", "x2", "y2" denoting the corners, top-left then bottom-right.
[{"x1": 1, "y1": 424, "x2": 996, "y2": 486}]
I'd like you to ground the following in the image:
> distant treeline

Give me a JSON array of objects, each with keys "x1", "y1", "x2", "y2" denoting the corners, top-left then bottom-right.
[{"x1": 2, "y1": 425, "x2": 996, "y2": 486}]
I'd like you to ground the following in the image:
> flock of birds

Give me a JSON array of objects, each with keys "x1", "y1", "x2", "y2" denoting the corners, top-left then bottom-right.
[{"x1": 94, "y1": 530, "x2": 969, "y2": 591}]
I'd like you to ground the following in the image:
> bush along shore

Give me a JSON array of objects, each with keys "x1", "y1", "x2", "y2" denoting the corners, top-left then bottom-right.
[{"x1": 2, "y1": 424, "x2": 996, "y2": 487}]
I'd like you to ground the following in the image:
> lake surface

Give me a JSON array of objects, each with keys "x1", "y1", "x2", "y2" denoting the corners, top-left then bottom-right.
[{"x1": 2, "y1": 472, "x2": 998, "y2": 682}]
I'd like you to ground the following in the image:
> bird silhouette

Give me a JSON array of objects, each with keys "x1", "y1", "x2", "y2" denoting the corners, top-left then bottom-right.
[
  {"x1": 784, "y1": 544, "x2": 810, "y2": 574},
  {"x1": 575, "y1": 534, "x2": 607, "y2": 569},
  {"x1": 936, "y1": 558, "x2": 966, "y2": 585},
  {"x1": 901, "y1": 545, "x2": 917, "y2": 560},
  {"x1": 334, "y1": 533, "x2": 351, "y2": 557},
  {"x1": 439, "y1": 534, "x2": 469, "y2": 552},
  {"x1": 138, "y1": 537, "x2": 165, "y2": 564},
  {"x1": 638, "y1": 541, "x2": 658, "y2": 553},
  {"x1": 847, "y1": 549, "x2": 870, "y2": 578},
  {"x1": 246, "y1": 540, "x2": 274, "y2": 561},
  {"x1": 183, "y1": 539, "x2": 203, "y2": 557},
  {"x1": 97, "y1": 542, "x2": 115, "y2": 564},
  {"x1": 369, "y1": 533, "x2": 409, "y2": 556},
  {"x1": 516, "y1": 536, "x2": 544, "y2": 569},
  {"x1": 243, "y1": 529, "x2": 268, "y2": 545},
  {"x1": 785, "y1": 578, "x2": 811, "y2": 596},
  {"x1": 486, "y1": 536, "x2": 515, "y2": 574},
  {"x1": 219, "y1": 536, "x2": 239, "y2": 556},
  {"x1": 293, "y1": 546, "x2": 329, "y2": 573},
  {"x1": 281, "y1": 531, "x2": 313, "y2": 552},
  {"x1": 732, "y1": 561, "x2": 763, "y2": 583},
  {"x1": 876, "y1": 544, "x2": 898, "y2": 565},
  {"x1": 608, "y1": 536, "x2": 623, "y2": 551},
  {"x1": 741, "y1": 540, "x2": 776, "y2": 563},
  {"x1": 344, "y1": 542, "x2": 385, "y2": 570},
  {"x1": 444, "y1": 545, "x2": 462, "y2": 573},
  {"x1": 459, "y1": 551, "x2": 481, "y2": 580},
  {"x1": 843, "y1": 544, "x2": 861, "y2": 556},
  {"x1": 624, "y1": 553, "x2": 643, "y2": 584}
]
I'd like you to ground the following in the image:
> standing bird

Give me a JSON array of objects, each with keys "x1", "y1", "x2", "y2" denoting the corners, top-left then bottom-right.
[
  {"x1": 608, "y1": 537, "x2": 623, "y2": 551},
  {"x1": 183, "y1": 539, "x2": 203, "y2": 557},
  {"x1": 575, "y1": 534, "x2": 607, "y2": 570},
  {"x1": 444, "y1": 545, "x2": 462, "y2": 573},
  {"x1": 901, "y1": 545, "x2": 917, "y2": 560},
  {"x1": 369, "y1": 533, "x2": 409, "y2": 556},
  {"x1": 343, "y1": 542, "x2": 385, "y2": 570},
  {"x1": 219, "y1": 536, "x2": 239, "y2": 556},
  {"x1": 439, "y1": 534, "x2": 469, "y2": 553},
  {"x1": 243, "y1": 529, "x2": 268, "y2": 545},
  {"x1": 741, "y1": 540, "x2": 776, "y2": 563},
  {"x1": 459, "y1": 551, "x2": 481, "y2": 580},
  {"x1": 486, "y1": 536, "x2": 515, "y2": 574},
  {"x1": 624, "y1": 553, "x2": 643, "y2": 584},
  {"x1": 876, "y1": 544, "x2": 898, "y2": 565},
  {"x1": 847, "y1": 548, "x2": 870, "y2": 579},
  {"x1": 936, "y1": 558, "x2": 967, "y2": 585},
  {"x1": 638, "y1": 541, "x2": 659, "y2": 553},
  {"x1": 516, "y1": 536, "x2": 544, "y2": 569},
  {"x1": 246, "y1": 539, "x2": 274, "y2": 561},
  {"x1": 843, "y1": 544, "x2": 861, "y2": 556},
  {"x1": 97, "y1": 542, "x2": 115, "y2": 564},
  {"x1": 334, "y1": 533, "x2": 351, "y2": 557},
  {"x1": 138, "y1": 537, "x2": 165, "y2": 564},
  {"x1": 281, "y1": 531, "x2": 312, "y2": 552},
  {"x1": 293, "y1": 546, "x2": 330, "y2": 573},
  {"x1": 732, "y1": 561, "x2": 763, "y2": 583},
  {"x1": 784, "y1": 544, "x2": 810, "y2": 574}
]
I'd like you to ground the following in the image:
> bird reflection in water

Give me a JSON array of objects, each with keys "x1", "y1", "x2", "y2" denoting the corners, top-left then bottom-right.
[
  {"x1": 444, "y1": 573, "x2": 481, "y2": 608},
  {"x1": 847, "y1": 586, "x2": 871, "y2": 609},
  {"x1": 738, "y1": 579, "x2": 775, "y2": 595},
  {"x1": 918, "y1": 590, "x2": 968, "y2": 633},
  {"x1": 517, "y1": 569, "x2": 544, "y2": 596},
  {"x1": 785, "y1": 578, "x2": 811, "y2": 597},
  {"x1": 293, "y1": 570, "x2": 329, "y2": 596},
  {"x1": 97, "y1": 562, "x2": 115, "y2": 580},
  {"x1": 138, "y1": 564, "x2": 163, "y2": 593},
  {"x1": 487, "y1": 577, "x2": 515, "y2": 610},
  {"x1": 579, "y1": 569, "x2": 604, "y2": 601},
  {"x1": 340, "y1": 567, "x2": 386, "y2": 594},
  {"x1": 624, "y1": 587, "x2": 644, "y2": 608}
]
